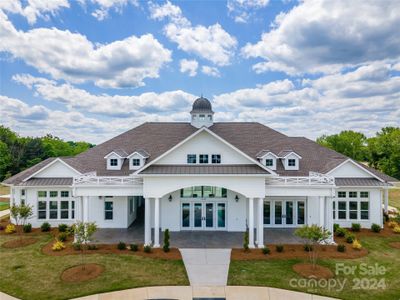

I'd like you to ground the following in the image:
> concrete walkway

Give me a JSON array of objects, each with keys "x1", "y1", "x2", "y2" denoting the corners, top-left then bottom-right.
[
  {"x1": 180, "y1": 248, "x2": 231, "y2": 286},
  {"x1": 0, "y1": 209, "x2": 10, "y2": 219}
]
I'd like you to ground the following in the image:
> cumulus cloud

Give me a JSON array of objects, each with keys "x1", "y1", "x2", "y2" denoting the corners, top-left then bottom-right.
[
  {"x1": 201, "y1": 66, "x2": 221, "y2": 77},
  {"x1": 0, "y1": 11, "x2": 171, "y2": 88},
  {"x1": 0, "y1": 0, "x2": 69, "y2": 24},
  {"x1": 179, "y1": 59, "x2": 198, "y2": 77},
  {"x1": 227, "y1": 0, "x2": 269, "y2": 23},
  {"x1": 85, "y1": 0, "x2": 139, "y2": 21},
  {"x1": 149, "y1": 1, "x2": 237, "y2": 66},
  {"x1": 242, "y1": 0, "x2": 400, "y2": 75}
]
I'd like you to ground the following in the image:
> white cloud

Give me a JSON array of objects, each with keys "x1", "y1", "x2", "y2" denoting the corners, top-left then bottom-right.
[
  {"x1": 179, "y1": 59, "x2": 198, "y2": 77},
  {"x1": 242, "y1": 0, "x2": 400, "y2": 75},
  {"x1": 0, "y1": 11, "x2": 171, "y2": 88},
  {"x1": 149, "y1": 1, "x2": 237, "y2": 66},
  {"x1": 87, "y1": 0, "x2": 139, "y2": 21},
  {"x1": 201, "y1": 66, "x2": 220, "y2": 78},
  {"x1": 227, "y1": 0, "x2": 269, "y2": 23},
  {"x1": 0, "y1": 0, "x2": 69, "y2": 24}
]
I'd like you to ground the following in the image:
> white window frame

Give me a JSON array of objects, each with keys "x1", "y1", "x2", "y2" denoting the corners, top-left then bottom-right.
[
  {"x1": 211, "y1": 154, "x2": 221, "y2": 164},
  {"x1": 104, "y1": 200, "x2": 114, "y2": 220},
  {"x1": 334, "y1": 190, "x2": 370, "y2": 221},
  {"x1": 187, "y1": 154, "x2": 197, "y2": 164},
  {"x1": 199, "y1": 154, "x2": 209, "y2": 164},
  {"x1": 36, "y1": 189, "x2": 75, "y2": 221}
]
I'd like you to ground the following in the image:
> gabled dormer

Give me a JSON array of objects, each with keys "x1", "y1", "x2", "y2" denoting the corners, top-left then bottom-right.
[
  {"x1": 256, "y1": 150, "x2": 278, "y2": 170},
  {"x1": 278, "y1": 150, "x2": 302, "y2": 171},
  {"x1": 104, "y1": 149, "x2": 128, "y2": 170},
  {"x1": 127, "y1": 150, "x2": 150, "y2": 170}
]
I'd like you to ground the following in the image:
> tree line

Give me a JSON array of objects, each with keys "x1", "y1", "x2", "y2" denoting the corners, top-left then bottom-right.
[
  {"x1": 317, "y1": 127, "x2": 400, "y2": 180},
  {"x1": 0, "y1": 126, "x2": 94, "y2": 181}
]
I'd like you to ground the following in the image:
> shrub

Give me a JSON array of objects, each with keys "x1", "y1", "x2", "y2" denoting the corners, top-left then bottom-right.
[
  {"x1": 58, "y1": 232, "x2": 68, "y2": 242},
  {"x1": 87, "y1": 244, "x2": 98, "y2": 250},
  {"x1": 72, "y1": 242, "x2": 82, "y2": 251},
  {"x1": 52, "y1": 240, "x2": 65, "y2": 251},
  {"x1": 68, "y1": 224, "x2": 75, "y2": 236},
  {"x1": 335, "y1": 227, "x2": 347, "y2": 237},
  {"x1": 117, "y1": 241, "x2": 127, "y2": 250},
  {"x1": 388, "y1": 221, "x2": 398, "y2": 228},
  {"x1": 243, "y1": 230, "x2": 249, "y2": 251},
  {"x1": 276, "y1": 244, "x2": 284, "y2": 252},
  {"x1": 303, "y1": 243, "x2": 313, "y2": 252},
  {"x1": 371, "y1": 223, "x2": 381, "y2": 233},
  {"x1": 144, "y1": 244, "x2": 152, "y2": 253},
  {"x1": 351, "y1": 223, "x2": 361, "y2": 232},
  {"x1": 130, "y1": 243, "x2": 138, "y2": 252},
  {"x1": 5, "y1": 224, "x2": 16, "y2": 234},
  {"x1": 337, "y1": 244, "x2": 346, "y2": 252},
  {"x1": 23, "y1": 223, "x2": 32, "y2": 233},
  {"x1": 58, "y1": 224, "x2": 68, "y2": 232},
  {"x1": 41, "y1": 222, "x2": 51, "y2": 232},
  {"x1": 352, "y1": 239, "x2": 362, "y2": 250},
  {"x1": 163, "y1": 229, "x2": 170, "y2": 253},
  {"x1": 345, "y1": 233, "x2": 355, "y2": 244},
  {"x1": 262, "y1": 246, "x2": 270, "y2": 255},
  {"x1": 333, "y1": 223, "x2": 340, "y2": 233},
  {"x1": 393, "y1": 226, "x2": 400, "y2": 234}
]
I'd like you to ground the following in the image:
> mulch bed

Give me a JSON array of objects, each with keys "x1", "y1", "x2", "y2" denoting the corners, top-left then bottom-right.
[
  {"x1": 231, "y1": 244, "x2": 368, "y2": 260},
  {"x1": 293, "y1": 263, "x2": 334, "y2": 279},
  {"x1": 61, "y1": 263, "x2": 104, "y2": 283},
  {"x1": 2, "y1": 237, "x2": 39, "y2": 248},
  {"x1": 42, "y1": 239, "x2": 182, "y2": 260},
  {"x1": 343, "y1": 223, "x2": 400, "y2": 238},
  {"x1": 388, "y1": 242, "x2": 400, "y2": 249}
]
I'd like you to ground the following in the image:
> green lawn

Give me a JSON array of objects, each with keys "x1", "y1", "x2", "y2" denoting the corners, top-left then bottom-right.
[
  {"x1": 389, "y1": 189, "x2": 400, "y2": 210},
  {"x1": 228, "y1": 235, "x2": 400, "y2": 300},
  {"x1": 0, "y1": 234, "x2": 189, "y2": 300},
  {"x1": 0, "y1": 202, "x2": 9, "y2": 211}
]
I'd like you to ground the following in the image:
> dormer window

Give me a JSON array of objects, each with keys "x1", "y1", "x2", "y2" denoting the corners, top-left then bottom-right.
[
  {"x1": 288, "y1": 159, "x2": 296, "y2": 167},
  {"x1": 278, "y1": 150, "x2": 301, "y2": 171},
  {"x1": 199, "y1": 154, "x2": 209, "y2": 164},
  {"x1": 256, "y1": 150, "x2": 278, "y2": 170},
  {"x1": 104, "y1": 150, "x2": 127, "y2": 170},
  {"x1": 199, "y1": 114, "x2": 205, "y2": 120},
  {"x1": 212, "y1": 154, "x2": 221, "y2": 164},
  {"x1": 265, "y1": 159, "x2": 273, "y2": 167},
  {"x1": 127, "y1": 150, "x2": 149, "y2": 171},
  {"x1": 187, "y1": 154, "x2": 196, "y2": 164},
  {"x1": 132, "y1": 159, "x2": 140, "y2": 166},
  {"x1": 110, "y1": 159, "x2": 118, "y2": 166}
]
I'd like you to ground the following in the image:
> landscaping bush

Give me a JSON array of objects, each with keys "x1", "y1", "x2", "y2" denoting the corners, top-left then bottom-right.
[
  {"x1": 117, "y1": 241, "x2": 127, "y2": 250},
  {"x1": 243, "y1": 230, "x2": 249, "y2": 251},
  {"x1": 23, "y1": 223, "x2": 32, "y2": 233},
  {"x1": 130, "y1": 243, "x2": 138, "y2": 252},
  {"x1": 303, "y1": 243, "x2": 313, "y2": 252},
  {"x1": 72, "y1": 242, "x2": 82, "y2": 251},
  {"x1": 262, "y1": 246, "x2": 270, "y2": 255},
  {"x1": 276, "y1": 244, "x2": 284, "y2": 253},
  {"x1": 88, "y1": 244, "x2": 98, "y2": 250},
  {"x1": 335, "y1": 227, "x2": 347, "y2": 237},
  {"x1": 163, "y1": 229, "x2": 170, "y2": 252},
  {"x1": 388, "y1": 221, "x2": 398, "y2": 228},
  {"x1": 58, "y1": 232, "x2": 68, "y2": 242},
  {"x1": 68, "y1": 224, "x2": 75, "y2": 236},
  {"x1": 371, "y1": 223, "x2": 381, "y2": 233},
  {"x1": 58, "y1": 224, "x2": 68, "y2": 232},
  {"x1": 144, "y1": 245, "x2": 152, "y2": 253},
  {"x1": 52, "y1": 240, "x2": 65, "y2": 251},
  {"x1": 351, "y1": 223, "x2": 361, "y2": 232},
  {"x1": 352, "y1": 239, "x2": 362, "y2": 250},
  {"x1": 393, "y1": 226, "x2": 400, "y2": 234},
  {"x1": 337, "y1": 244, "x2": 346, "y2": 252},
  {"x1": 5, "y1": 224, "x2": 16, "y2": 234},
  {"x1": 345, "y1": 232, "x2": 355, "y2": 243},
  {"x1": 41, "y1": 222, "x2": 51, "y2": 232},
  {"x1": 333, "y1": 223, "x2": 340, "y2": 233}
]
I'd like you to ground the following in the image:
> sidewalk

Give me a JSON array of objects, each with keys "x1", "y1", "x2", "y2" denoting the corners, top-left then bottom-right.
[{"x1": 0, "y1": 209, "x2": 10, "y2": 219}]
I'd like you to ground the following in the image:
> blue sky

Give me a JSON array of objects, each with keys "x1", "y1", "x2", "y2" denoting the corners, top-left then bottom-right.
[{"x1": 0, "y1": 0, "x2": 399, "y2": 143}]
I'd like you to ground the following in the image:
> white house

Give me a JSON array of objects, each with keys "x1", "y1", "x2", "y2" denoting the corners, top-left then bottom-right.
[{"x1": 3, "y1": 97, "x2": 397, "y2": 248}]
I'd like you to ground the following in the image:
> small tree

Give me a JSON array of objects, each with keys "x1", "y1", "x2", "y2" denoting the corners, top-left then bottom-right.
[
  {"x1": 10, "y1": 205, "x2": 21, "y2": 227},
  {"x1": 163, "y1": 229, "x2": 170, "y2": 252},
  {"x1": 295, "y1": 224, "x2": 331, "y2": 269},
  {"x1": 19, "y1": 204, "x2": 33, "y2": 226},
  {"x1": 73, "y1": 222, "x2": 97, "y2": 269}
]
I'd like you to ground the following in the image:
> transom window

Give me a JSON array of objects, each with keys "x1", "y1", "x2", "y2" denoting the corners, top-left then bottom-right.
[
  {"x1": 132, "y1": 158, "x2": 141, "y2": 166},
  {"x1": 199, "y1": 115, "x2": 205, "y2": 120},
  {"x1": 61, "y1": 191, "x2": 69, "y2": 197},
  {"x1": 360, "y1": 191, "x2": 369, "y2": 198},
  {"x1": 187, "y1": 154, "x2": 196, "y2": 164},
  {"x1": 265, "y1": 159, "x2": 273, "y2": 167},
  {"x1": 38, "y1": 191, "x2": 47, "y2": 198},
  {"x1": 338, "y1": 191, "x2": 346, "y2": 198},
  {"x1": 105, "y1": 201, "x2": 113, "y2": 220},
  {"x1": 110, "y1": 159, "x2": 118, "y2": 166},
  {"x1": 180, "y1": 186, "x2": 227, "y2": 198},
  {"x1": 349, "y1": 191, "x2": 357, "y2": 198},
  {"x1": 212, "y1": 154, "x2": 221, "y2": 164},
  {"x1": 288, "y1": 159, "x2": 296, "y2": 166},
  {"x1": 50, "y1": 191, "x2": 58, "y2": 198},
  {"x1": 199, "y1": 154, "x2": 209, "y2": 164}
]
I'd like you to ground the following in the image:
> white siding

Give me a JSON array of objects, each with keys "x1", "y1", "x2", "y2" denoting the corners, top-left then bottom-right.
[
  {"x1": 88, "y1": 196, "x2": 129, "y2": 228},
  {"x1": 32, "y1": 161, "x2": 79, "y2": 178},
  {"x1": 329, "y1": 161, "x2": 373, "y2": 178}
]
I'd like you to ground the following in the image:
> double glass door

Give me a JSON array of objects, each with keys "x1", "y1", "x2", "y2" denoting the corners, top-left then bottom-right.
[
  {"x1": 264, "y1": 200, "x2": 306, "y2": 227},
  {"x1": 181, "y1": 202, "x2": 226, "y2": 230}
]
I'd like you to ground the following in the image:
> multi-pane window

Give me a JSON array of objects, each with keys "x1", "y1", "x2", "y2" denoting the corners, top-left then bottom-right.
[
  {"x1": 288, "y1": 159, "x2": 296, "y2": 166},
  {"x1": 38, "y1": 191, "x2": 47, "y2": 198},
  {"x1": 334, "y1": 191, "x2": 370, "y2": 220},
  {"x1": 132, "y1": 159, "x2": 140, "y2": 166},
  {"x1": 50, "y1": 191, "x2": 58, "y2": 198},
  {"x1": 265, "y1": 159, "x2": 273, "y2": 167},
  {"x1": 211, "y1": 154, "x2": 221, "y2": 164},
  {"x1": 338, "y1": 201, "x2": 347, "y2": 219},
  {"x1": 105, "y1": 201, "x2": 113, "y2": 220},
  {"x1": 199, "y1": 154, "x2": 209, "y2": 164},
  {"x1": 332, "y1": 201, "x2": 336, "y2": 219},
  {"x1": 49, "y1": 201, "x2": 58, "y2": 219},
  {"x1": 128, "y1": 196, "x2": 134, "y2": 214},
  {"x1": 180, "y1": 186, "x2": 227, "y2": 198},
  {"x1": 360, "y1": 192, "x2": 369, "y2": 198},
  {"x1": 349, "y1": 191, "x2": 357, "y2": 198},
  {"x1": 349, "y1": 201, "x2": 358, "y2": 219},
  {"x1": 360, "y1": 202, "x2": 369, "y2": 219},
  {"x1": 338, "y1": 191, "x2": 346, "y2": 198},
  {"x1": 110, "y1": 159, "x2": 118, "y2": 166},
  {"x1": 61, "y1": 191, "x2": 69, "y2": 197},
  {"x1": 38, "y1": 201, "x2": 47, "y2": 219},
  {"x1": 21, "y1": 189, "x2": 25, "y2": 197},
  {"x1": 187, "y1": 154, "x2": 196, "y2": 164},
  {"x1": 36, "y1": 190, "x2": 74, "y2": 220},
  {"x1": 60, "y1": 201, "x2": 69, "y2": 219}
]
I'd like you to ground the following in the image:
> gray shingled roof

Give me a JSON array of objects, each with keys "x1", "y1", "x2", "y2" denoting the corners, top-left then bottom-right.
[
  {"x1": 140, "y1": 164, "x2": 269, "y2": 175},
  {"x1": 18, "y1": 178, "x2": 73, "y2": 186},
  {"x1": 3, "y1": 122, "x2": 398, "y2": 184},
  {"x1": 335, "y1": 178, "x2": 390, "y2": 187}
]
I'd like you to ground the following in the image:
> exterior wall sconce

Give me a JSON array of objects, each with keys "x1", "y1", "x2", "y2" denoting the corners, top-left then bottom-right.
[
  {"x1": 168, "y1": 195, "x2": 173, "y2": 202},
  {"x1": 235, "y1": 195, "x2": 239, "y2": 202}
]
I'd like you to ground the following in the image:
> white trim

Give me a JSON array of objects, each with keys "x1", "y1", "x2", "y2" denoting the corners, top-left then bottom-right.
[
  {"x1": 326, "y1": 159, "x2": 384, "y2": 182},
  {"x1": 139, "y1": 174, "x2": 271, "y2": 177},
  {"x1": 127, "y1": 151, "x2": 149, "y2": 159},
  {"x1": 135, "y1": 127, "x2": 276, "y2": 175},
  {"x1": 256, "y1": 151, "x2": 279, "y2": 159},
  {"x1": 279, "y1": 151, "x2": 302, "y2": 159},
  {"x1": 103, "y1": 151, "x2": 127, "y2": 159},
  {"x1": 23, "y1": 158, "x2": 81, "y2": 182}
]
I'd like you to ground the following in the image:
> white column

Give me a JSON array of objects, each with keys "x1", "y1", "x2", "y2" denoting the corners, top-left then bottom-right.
[
  {"x1": 257, "y1": 198, "x2": 264, "y2": 248},
  {"x1": 80, "y1": 196, "x2": 84, "y2": 222},
  {"x1": 248, "y1": 198, "x2": 255, "y2": 248},
  {"x1": 384, "y1": 188, "x2": 389, "y2": 213},
  {"x1": 319, "y1": 196, "x2": 325, "y2": 227},
  {"x1": 82, "y1": 196, "x2": 89, "y2": 222},
  {"x1": 325, "y1": 195, "x2": 334, "y2": 244},
  {"x1": 144, "y1": 198, "x2": 151, "y2": 245},
  {"x1": 154, "y1": 197, "x2": 160, "y2": 248}
]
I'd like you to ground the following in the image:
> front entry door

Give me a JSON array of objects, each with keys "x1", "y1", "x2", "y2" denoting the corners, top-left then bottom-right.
[
  {"x1": 181, "y1": 202, "x2": 226, "y2": 230},
  {"x1": 264, "y1": 199, "x2": 306, "y2": 227}
]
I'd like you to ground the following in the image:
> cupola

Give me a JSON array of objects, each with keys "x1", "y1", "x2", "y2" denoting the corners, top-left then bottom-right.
[{"x1": 190, "y1": 96, "x2": 214, "y2": 128}]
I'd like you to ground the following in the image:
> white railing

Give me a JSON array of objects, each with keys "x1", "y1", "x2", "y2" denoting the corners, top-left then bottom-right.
[
  {"x1": 73, "y1": 174, "x2": 143, "y2": 186},
  {"x1": 266, "y1": 174, "x2": 335, "y2": 186}
]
